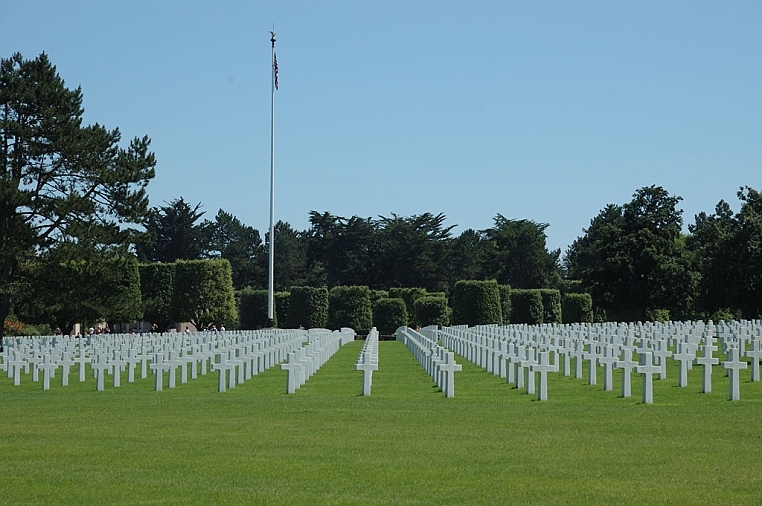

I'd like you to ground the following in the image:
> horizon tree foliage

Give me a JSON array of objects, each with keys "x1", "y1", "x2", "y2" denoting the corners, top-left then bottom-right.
[
  {"x1": 480, "y1": 215, "x2": 562, "y2": 289},
  {"x1": 204, "y1": 209, "x2": 266, "y2": 290},
  {"x1": 1, "y1": 52, "x2": 155, "y2": 347},
  {"x1": 306, "y1": 211, "x2": 378, "y2": 288},
  {"x1": 135, "y1": 197, "x2": 207, "y2": 263},
  {"x1": 267, "y1": 220, "x2": 308, "y2": 292},
  {"x1": 688, "y1": 186, "x2": 762, "y2": 319},
  {"x1": 449, "y1": 228, "x2": 486, "y2": 286},
  {"x1": 565, "y1": 186, "x2": 695, "y2": 321},
  {"x1": 733, "y1": 187, "x2": 762, "y2": 318},
  {"x1": 375, "y1": 212, "x2": 455, "y2": 292}
]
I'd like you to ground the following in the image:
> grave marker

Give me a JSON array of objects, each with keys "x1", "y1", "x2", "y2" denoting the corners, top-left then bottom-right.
[
  {"x1": 635, "y1": 351, "x2": 660, "y2": 404},
  {"x1": 531, "y1": 351, "x2": 558, "y2": 401},
  {"x1": 722, "y1": 347, "x2": 747, "y2": 401}
]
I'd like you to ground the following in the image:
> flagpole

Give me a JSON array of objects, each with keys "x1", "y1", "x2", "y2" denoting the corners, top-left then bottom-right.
[{"x1": 267, "y1": 30, "x2": 276, "y2": 328}]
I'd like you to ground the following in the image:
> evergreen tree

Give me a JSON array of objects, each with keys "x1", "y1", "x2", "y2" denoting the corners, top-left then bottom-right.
[
  {"x1": 204, "y1": 209, "x2": 266, "y2": 290},
  {"x1": 1, "y1": 52, "x2": 155, "y2": 347},
  {"x1": 136, "y1": 197, "x2": 207, "y2": 262}
]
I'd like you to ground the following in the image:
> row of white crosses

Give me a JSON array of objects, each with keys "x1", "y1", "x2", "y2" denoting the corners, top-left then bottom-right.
[
  {"x1": 203, "y1": 330, "x2": 308, "y2": 393},
  {"x1": 436, "y1": 319, "x2": 760, "y2": 403},
  {"x1": 396, "y1": 326, "x2": 462, "y2": 398},
  {"x1": 1, "y1": 329, "x2": 310, "y2": 392},
  {"x1": 355, "y1": 327, "x2": 379, "y2": 396},
  {"x1": 438, "y1": 326, "x2": 558, "y2": 401},
  {"x1": 280, "y1": 328, "x2": 355, "y2": 394}
]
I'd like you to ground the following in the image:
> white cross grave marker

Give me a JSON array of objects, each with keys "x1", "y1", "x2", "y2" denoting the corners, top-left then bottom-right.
[
  {"x1": 532, "y1": 351, "x2": 558, "y2": 401},
  {"x1": 722, "y1": 347, "x2": 747, "y2": 401},
  {"x1": 635, "y1": 351, "x2": 660, "y2": 404}
]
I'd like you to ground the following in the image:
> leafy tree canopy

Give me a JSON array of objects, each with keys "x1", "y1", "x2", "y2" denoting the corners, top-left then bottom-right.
[
  {"x1": 136, "y1": 197, "x2": 206, "y2": 263},
  {"x1": 1, "y1": 52, "x2": 155, "y2": 346}
]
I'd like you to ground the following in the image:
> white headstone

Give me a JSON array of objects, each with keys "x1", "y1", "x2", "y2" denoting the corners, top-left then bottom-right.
[
  {"x1": 531, "y1": 351, "x2": 558, "y2": 401},
  {"x1": 722, "y1": 347, "x2": 747, "y2": 401},
  {"x1": 635, "y1": 351, "x2": 660, "y2": 404}
]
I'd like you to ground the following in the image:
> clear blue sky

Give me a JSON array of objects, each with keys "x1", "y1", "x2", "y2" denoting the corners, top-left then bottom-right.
[{"x1": 2, "y1": 0, "x2": 760, "y2": 254}]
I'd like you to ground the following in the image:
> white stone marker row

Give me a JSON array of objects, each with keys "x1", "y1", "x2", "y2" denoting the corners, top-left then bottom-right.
[
  {"x1": 396, "y1": 326, "x2": 462, "y2": 398},
  {"x1": 280, "y1": 328, "x2": 355, "y2": 394},
  {"x1": 355, "y1": 327, "x2": 379, "y2": 396},
  {"x1": 212, "y1": 330, "x2": 308, "y2": 393},
  {"x1": 436, "y1": 320, "x2": 760, "y2": 403},
  {"x1": 0, "y1": 329, "x2": 310, "y2": 392}
]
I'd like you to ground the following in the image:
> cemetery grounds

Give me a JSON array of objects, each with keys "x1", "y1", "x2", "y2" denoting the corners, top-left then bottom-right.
[{"x1": 1, "y1": 332, "x2": 761, "y2": 505}]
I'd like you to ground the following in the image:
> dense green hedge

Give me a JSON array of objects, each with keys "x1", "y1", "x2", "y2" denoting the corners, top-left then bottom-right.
[
  {"x1": 139, "y1": 263, "x2": 176, "y2": 331},
  {"x1": 388, "y1": 287, "x2": 428, "y2": 326},
  {"x1": 373, "y1": 297, "x2": 408, "y2": 335},
  {"x1": 498, "y1": 284, "x2": 512, "y2": 325},
  {"x1": 173, "y1": 259, "x2": 238, "y2": 330},
  {"x1": 370, "y1": 290, "x2": 389, "y2": 306},
  {"x1": 451, "y1": 280, "x2": 502, "y2": 326},
  {"x1": 562, "y1": 293, "x2": 593, "y2": 323},
  {"x1": 238, "y1": 288, "x2": 273, "y2": 329},
  {"x1": 539, "y1": 289, "x2": 562, "y2": 324},
  {"x1": 275, "y1": 291, "x2": 290, "y2": 328},
  {"x1": 414, "y1": 296, "x2": 450, "y2": 328},
  {"x1": 287, "y1": 286, "x2": 328, "y2": 329},
  {"x1": 328, "y1": 285, "x2": 373, "y2": 334},
  {"x1": 510, "y1": 289, "x2": 544, "y2": 324}
]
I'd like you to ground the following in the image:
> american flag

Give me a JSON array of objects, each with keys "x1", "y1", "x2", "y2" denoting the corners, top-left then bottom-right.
[{"x1": 273, "y1": 52, "x2": 279, "y2": 90}]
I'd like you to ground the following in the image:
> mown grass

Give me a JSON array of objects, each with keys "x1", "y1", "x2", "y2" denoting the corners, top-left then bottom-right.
[{"x1": 1, "y1": 339, "x2": 760, "y2": 505}]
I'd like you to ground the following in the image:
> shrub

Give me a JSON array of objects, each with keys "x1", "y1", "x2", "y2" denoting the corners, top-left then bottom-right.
[
  {"x1": 287, "y1": 286, "x2": 328, "y2": 329},
  {"x1": 510, "y1": 289, "x2": 544, "y2": 324},
  {"x1": 451, "y1": 280, "x2": 502, "y2": 326},
  {"x1": 3, "y1": 317, "x2": 25, "y2": 336},
  {"x1": 139, "y1": 262, "x2": 176, "y2": 331},
  {"x1": 21, "y1": 323, "x2": 53, "y2": 336},
  {"x1": 498, "y1": 284, "x2": 512, "y2": 324},
  {"x1": 173, "y1": 259, "x2": 238, "y2": 330},
  {"x1": 414, "y1": 296, "x2": 450, "y2": 328},
  {"x1": 328, "y1": 285, "x2": 373, "y2": 334},
  {"x1": 646, "y1": 308, "x2": 670, "y2": 322},
  {"x1": 238, "y1": 288, "x2": 273, "y2": 329},
  {"x1": 562, "y1": 293, "x2": 593, "y2": 323},
  {"x1": 388, "y1": 287, "x2": 429, "y2": 326},
  {"x1": 539, "y1": 289, "x2": 562, "y2": 324},
  {"x1": 373, "y1": 298, "x2": 408, "y2": 335},
  {"x1": 707, "y1": 308, "x2": 738, "y2": 323},
  {"x1": 275, "y1": 291, "x2": 290, "y2": 328},
  {"x1": 370, "y1": 290, "x2": 389, "y2": 306}
]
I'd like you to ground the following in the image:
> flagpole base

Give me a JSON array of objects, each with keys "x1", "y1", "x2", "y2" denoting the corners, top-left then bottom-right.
[{"x1": 266, "y1": 318, "x2": 274, "y2": 329}]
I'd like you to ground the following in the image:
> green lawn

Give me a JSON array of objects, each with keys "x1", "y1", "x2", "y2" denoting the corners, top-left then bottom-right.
[{"x1": 1, "y1": 339, "x2": 760, "y2": 505}]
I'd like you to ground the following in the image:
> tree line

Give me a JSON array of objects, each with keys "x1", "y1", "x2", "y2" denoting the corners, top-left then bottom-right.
[
  {"x1": 134, "y1": 202, "x2": 561, "y2": 293},
  {"x1": 134, "y1": 184, "x2": 762, "y2": 324},
  {"x1": 2, "y1": 52, "x2": 760, "y2": 344}
]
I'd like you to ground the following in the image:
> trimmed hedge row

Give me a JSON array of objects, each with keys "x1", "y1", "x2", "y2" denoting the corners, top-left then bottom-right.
[
  {"x1": 562, "y1": 292, "x2": 594, "y2": 323},
  {"x1": 540, "y1": 289, "x2": 562, "y2": 324},
  {"x1": 451, "y1": 280, "x2": 502, "y2": 326},
  {"x1": 287, "y1": 286, "x2": 328, "y2": 329},
  {"x1": 328, "y1": 285, "x2": 373, "y2": 335},
  {"x1": 373, "y1": 297, "x2": 407, "y2": 335},
  {"x1": 139, "y1": 262, "x2": 175, "y2": 331},
  {"x1": 510, "y1": 289, "x2": 544, "y2": 325},
  {"x1": 388, "y1": 287, "x2": 428, "y2": 326},
  {"x1": 174, "y1": 276, "x2": 595, "y2": 331},
  {"x1": 498, "y1": 284, "x2": 512, "y2": 325},
  {"x1": 238, "y1": 288, "x2": 273, "y2": 329},
  {"x1": 414, "y1": 296, "x2": 450, "y2": 328}
]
